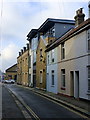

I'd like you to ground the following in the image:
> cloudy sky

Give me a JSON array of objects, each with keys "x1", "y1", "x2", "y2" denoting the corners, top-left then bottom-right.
[{"x1": 0, "y1": 0, "x2": 89, "y2": 72}]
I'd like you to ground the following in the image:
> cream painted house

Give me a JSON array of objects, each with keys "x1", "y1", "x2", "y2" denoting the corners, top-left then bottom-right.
[
  {"x1": 17, "y1": 44, "x2": 29, "y2": 86},
  {"x1": 46, "y1": 8, "x2": 90, "y2": 100}
]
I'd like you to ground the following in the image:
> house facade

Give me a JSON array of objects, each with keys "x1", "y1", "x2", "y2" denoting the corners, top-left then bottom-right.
[
  {"x1": 17, "y1": 52, "x2": 22, "y2": 84},
  {"x1": 46, "y1": 8, "x2": 90, "y2": 100},
  {"x1": 36, "y1": 18, "x2": 75, "y2": 90},
  {"x1": 27, "y1": 29, "x2": 39, "y2": 87},
  {"x1": 36, "y1": 33, "x2": 48, "y2": 90},
  {"x1": 17, "y1": 44, "x2": 29, "y2": 86},
  {"x1": 6, "y1": 64, "x2": 17, "y2": 81}
]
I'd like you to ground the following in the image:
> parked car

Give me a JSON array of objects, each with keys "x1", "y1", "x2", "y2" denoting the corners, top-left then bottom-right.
[{"x1": 4, "y1": 79, "x2": 15, "y2": 84}]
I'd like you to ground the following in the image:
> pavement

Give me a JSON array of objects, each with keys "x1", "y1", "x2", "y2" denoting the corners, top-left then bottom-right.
[{"x1": 19, "y1": 85, "x2": 90, "y2": 118}]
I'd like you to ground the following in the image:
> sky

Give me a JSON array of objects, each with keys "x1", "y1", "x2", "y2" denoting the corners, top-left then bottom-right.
[{"x1": 0, "y1": 0, "x2": 89, "y2": 72}]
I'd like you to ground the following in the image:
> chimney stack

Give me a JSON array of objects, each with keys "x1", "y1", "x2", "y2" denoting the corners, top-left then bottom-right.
[
  {"x1": 23, "y1": 47, "x2": 26, "y2": 52},
  {"x1": 19, "y1": 52, "x2": 21, "y2": 56},
  {"x1": 88, "y1": 1, "x2": 90, "y2": 18},
  {"x1": 74, "y1": 8, "x2": 85, "y2": 26},
  {"x1": 26, "y1": 43, "x2": 29, "y2": 50},
  {"x1": 21, "y1": 49, "x2": 23, "y2": 54}
]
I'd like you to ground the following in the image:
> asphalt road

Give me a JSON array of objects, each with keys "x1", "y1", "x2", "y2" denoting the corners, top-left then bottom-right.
[
  {"x1": 2, "y1": 84, "x2": 25, "y2": 119},
  {"x1": 4, "y1": 84, "x2": 87, "y2": 120}
]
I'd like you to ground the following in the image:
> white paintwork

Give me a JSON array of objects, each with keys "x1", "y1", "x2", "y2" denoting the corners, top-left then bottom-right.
[
  {"x1": 28, "y1": 36, "x2": 38, "y2": 86},
  {"x1": 47, "y1": 29, "x2": 90, "y2": 100},
  {"x1": 47, "y1": 48, "x2": 58, "y2": 94}
]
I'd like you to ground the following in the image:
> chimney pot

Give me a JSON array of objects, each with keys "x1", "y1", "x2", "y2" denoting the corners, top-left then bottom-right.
[
  {"x1": 26, "y1": 43, "x2": 29, "y2": 50},
  {"x1": 19, "y1": 52, "x2": 21, "y2": 56},
  {"x1": 74, "y1": 8, "x2": 85, "y2": 26},
  {"x1": 23, "y1": 47, "x2": 26, "y2": 52},
  {"x1": 21, "y1": 49, "x2": 23, "y2": 54}
]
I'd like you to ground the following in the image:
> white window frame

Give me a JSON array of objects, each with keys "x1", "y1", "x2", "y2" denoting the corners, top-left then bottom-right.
[
  {"x1": 40, "y1": 70, "x2": 43, "y2": 84},
  {"x1": 61, "y1": 69, "x2": 65, "y2": 88},
  {"x1": 61, "y1": 42, "x2": 65, "y2": 60}
]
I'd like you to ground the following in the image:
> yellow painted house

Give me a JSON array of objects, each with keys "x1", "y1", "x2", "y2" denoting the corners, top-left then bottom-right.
[
  {"x1": 36, "y1": 34, "x2": 47, "y2": 90},
  {"x1": 17, "y1": 44, "x2": 29, "y2": 86},
  {"x1": 17, "y1": 52, "x2": 22, "y2": 85}
]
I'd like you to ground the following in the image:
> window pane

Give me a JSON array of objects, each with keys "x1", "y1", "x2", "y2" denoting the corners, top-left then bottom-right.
[
  {"x1": 52, "y1": 70, "x2": 54, "y2": 85},
  {"x1": 61, "y1": 69, "x2": 65, "y2": 87},
  {"x1": 61, "y1": 43, "x2": 65, "y2": 60},
  {"x1": 88, "y1": 40, "x2": 90, "y2": 51}
]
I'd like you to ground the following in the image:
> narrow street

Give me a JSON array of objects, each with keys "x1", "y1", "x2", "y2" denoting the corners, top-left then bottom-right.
[
  {"x1": 2, "y1": 84, "x2": 25, "y2": 119},
  {"x1": 2, "y1": 84, "x2": 88, "y2": 120}
]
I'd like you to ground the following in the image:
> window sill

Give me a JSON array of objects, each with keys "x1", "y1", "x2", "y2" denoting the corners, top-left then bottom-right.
[
  {"x1": 51, "y1": 85, "x2": 55, "y2": 87},
  {"x1": 61, "y1": 87, "x2": 66, "y2": 90},
  {"x1": 87, "y1": 90, "x2": 90, "y2": 95}
]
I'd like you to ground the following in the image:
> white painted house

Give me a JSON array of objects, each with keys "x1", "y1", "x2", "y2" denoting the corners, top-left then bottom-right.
[
  {"x1": 27, "y1": 29, "x2": 39, "y2": 87},
  {"x1": 46, "y1": 8, "x2": 90, "y2": 100},
  {"x1": 46, "y1": 48, "x2": 58, "y2": 93}
]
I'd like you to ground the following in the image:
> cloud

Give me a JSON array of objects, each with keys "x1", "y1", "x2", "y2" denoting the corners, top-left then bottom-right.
[
  {"x1": 0, "y1": 1, "x2": 88, "y2": 72},
  {"x1": 1, "y1": 43, "x2": 19, "y2": 72}
]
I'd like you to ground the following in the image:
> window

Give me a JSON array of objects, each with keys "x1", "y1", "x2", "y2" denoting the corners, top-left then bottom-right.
[
  {"x1": 40, "y1": 49, "x2": 43, "y2": 61},
  {"x1": 29, "y1": 55, "x2": 31, "y2": 68},
  {"x1": 26, "y1": 58, "x2": 28, "y2": 65},
  {"x1": 47, "y1": 55, "x2": 49, "y2": 64},
  {"x1": 49, "y1": 27, "x2": 55, "y2": 37},
  {"x1": 31, "y1": 36, "x2": 38, "y2": 50},
  {"x1": 40, "y1": 49, "x2": 42, "y2": 57},
  {"x1": 61, "y1": 42, "x2": 65, "y2": 60},
  {"x1": 88, "y1": 67, "x2": 90, "y2": 91},
  {"x1": 51, "y1": 70, "x2": 54, "y2": 86},
  {"x1": 61, "y1": 69, "x2": 65, "y2": 88},
  {"x1": 87, "y1": 29, "x2": 90, "y2": 51},
  {"x1": 51, "y1": 49, "x2": 54, "y2": 62},
  {"x1": 33, "y1": 51, "x2": 36, "y2": 63},
  {"x1": 40, "y1": 71, "x2": 43, "y2": 83},
  {"x1": 43, "y1": 27, "x2": 55, "y2": 39}
]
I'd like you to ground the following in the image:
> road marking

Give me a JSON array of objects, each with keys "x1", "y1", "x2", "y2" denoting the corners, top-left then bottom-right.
[
  {"x1": 6, "y1": 87, "x2": 40, "y2": 120},
  {"x1": 32, "y1": 91, "x2": 89, "y2": 119},
  {"x1": 6, "y1": 85, "x2": 89, "y2": 119},
  {"x1": 7, "y1": 88, "x2": 32, "y2": 119}
]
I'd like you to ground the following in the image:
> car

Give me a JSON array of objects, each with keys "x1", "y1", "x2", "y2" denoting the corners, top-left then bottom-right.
[{"x1": 4, "y1": 79, "x2": 15, "y2": 84}]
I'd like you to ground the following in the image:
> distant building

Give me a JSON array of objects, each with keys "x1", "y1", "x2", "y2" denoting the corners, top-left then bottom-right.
[
  {"x1": 46, "y1": 8, "x2": 90, "y2": 100},
  {"x1": 6, "y1": 64, "x2": 17, "y2": 81},
  {"x1": 17, "y1": 44, "x2": 29, "y2": 86}
]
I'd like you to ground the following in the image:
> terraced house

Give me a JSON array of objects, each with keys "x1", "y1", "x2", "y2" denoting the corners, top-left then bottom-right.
[
  {"x1": 27, "y1": 29, "x2": 39, "y2": 87},
  {"x1": 17, "y1": 44, "x2": 29, "y2": 86},
  {"x1": 46, "y1": 8, "x2": 90, "y2": 100},
  {"x1": 36, "y1": 18, "x2": 75, "y2": 90}
]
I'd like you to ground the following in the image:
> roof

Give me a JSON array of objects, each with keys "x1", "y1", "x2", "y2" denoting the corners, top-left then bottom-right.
[
  {"x1": 38, "y1": 18, "x2": 75, "y2": 33},
  {"x1": 27, "y1": 18, "x2": 75, "y2": 41},
  {"x1": 45, "y1": 18, "x2": 90, "y2": 52},
  {"x1": 27, "y1": 29, "x2": 38, "y2": 41},
  {"x1": 6, "y1": 64, "x2": 17, "y2": 72}
]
